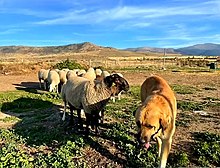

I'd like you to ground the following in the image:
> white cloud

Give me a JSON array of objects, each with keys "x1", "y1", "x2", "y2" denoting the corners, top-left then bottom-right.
[
  {"x1": 33, "y1": 0, "x2": 220, "y2": 25},
  {"x1": 0, "y1": 28, "x2": 25, "y2": 35}
]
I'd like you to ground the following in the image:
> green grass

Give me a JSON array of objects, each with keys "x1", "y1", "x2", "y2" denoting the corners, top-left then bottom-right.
[
  {"x1": 193, "y1": 132, "x2": 220, "y2": 167},
  {"x1": 171, "y1": 84, "x2": 200, "y2": 94},
  {"x1": 0, "y1": 87, "x2": 219, "y2": 167},
  {"x1": 0, "y1": 116, "x2": 20, "y2": 122},
  {"x1": 177, "y1": 100, "x2": 204, "y2": 111}
]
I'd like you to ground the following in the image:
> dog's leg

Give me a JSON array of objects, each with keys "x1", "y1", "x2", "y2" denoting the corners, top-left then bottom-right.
[
  {"x1": 159, "y1": 139, "x2": 172, "y2": 168},
  {"x1": 156, "y1": 137, "x2": 162, "y2": 158}
]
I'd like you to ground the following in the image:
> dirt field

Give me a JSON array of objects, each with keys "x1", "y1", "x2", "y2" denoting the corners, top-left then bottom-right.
[{"x1": 0, "y1": 69, "x2": 220, "y2": 167}]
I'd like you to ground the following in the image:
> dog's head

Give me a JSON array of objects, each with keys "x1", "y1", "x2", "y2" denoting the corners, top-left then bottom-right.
[{"x1": 134, "y1": 103, "x2": 171, "y2": 149}]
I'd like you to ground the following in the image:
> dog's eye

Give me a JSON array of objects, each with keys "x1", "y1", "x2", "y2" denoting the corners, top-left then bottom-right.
[
  {"x1": 136, "y1": 121, "x2": 141, "y2": 128},
  {"x1": 145, "y1": 124, "x2": 154, "y2": 129}
]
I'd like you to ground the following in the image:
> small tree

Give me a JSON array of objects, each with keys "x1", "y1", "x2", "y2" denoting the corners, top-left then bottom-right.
[{"x1": 53, "y1": 59, "x2": 85, "y2": 70}]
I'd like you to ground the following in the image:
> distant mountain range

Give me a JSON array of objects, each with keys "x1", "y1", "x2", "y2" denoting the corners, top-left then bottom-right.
[
  {"x1": 0, "y1": 42, "x2": 220, "y2": 56},
  {"x1": 0, "y1": 42, "x2": 110, "y2": 55},
  {"x1": 124, "y1": 43, "x2": 220, "y2": 56}
]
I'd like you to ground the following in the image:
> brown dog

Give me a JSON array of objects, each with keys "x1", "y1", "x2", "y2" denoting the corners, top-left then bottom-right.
[{"x1": 134, "y1": 75, "x2": 177, "y2": 168}]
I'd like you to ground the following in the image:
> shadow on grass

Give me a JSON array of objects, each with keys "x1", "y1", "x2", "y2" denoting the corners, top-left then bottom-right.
[{"x1": 1, "y1": 97, "x2": 127, "y2": 166}]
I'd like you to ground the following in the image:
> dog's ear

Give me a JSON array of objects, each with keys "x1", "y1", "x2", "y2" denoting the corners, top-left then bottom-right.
[{"x1": 160, "y1": 115, "x2": 171, "y2": 134}]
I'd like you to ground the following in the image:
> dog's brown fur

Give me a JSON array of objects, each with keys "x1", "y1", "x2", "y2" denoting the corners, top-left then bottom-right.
[{"x1": 134, "y1": 75, "x2": 177, "y2": 168}]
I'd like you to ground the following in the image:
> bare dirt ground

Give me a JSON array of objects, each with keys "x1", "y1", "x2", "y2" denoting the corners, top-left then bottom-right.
[{"x1": 0, "y1": 70, "x2": 220, "y2": 167}]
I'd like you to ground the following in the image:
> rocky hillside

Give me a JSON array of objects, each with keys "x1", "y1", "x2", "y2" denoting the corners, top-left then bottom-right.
[{"x1": 0, "y1": 42, "x2": 114, "y2": 55}]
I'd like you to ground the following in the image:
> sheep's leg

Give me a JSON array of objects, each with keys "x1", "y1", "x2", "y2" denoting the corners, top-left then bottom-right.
[
  {"x1": 85, "y1": 113, "x2": 91, "y2": 135},
  {"x1": 39, "y1": 79, "x2": 42, "y2": 89},
  {"x1": 56, "y1": 85, "x2": 59, "y2": 93},
  {"x1": 62, "y1": 100, "x2": 67, "y2": 121},
  {"x1": 111, "y1": 96, "x2": 116, "y2": 103},
  {"x1": 69, "y1": 104, "x2": 74, "y2": 125},
  {"x1": 94, "y1": 113, "x2": 100, "y2": 134},
  {"x1": 77, "y1": 109, "x2": 83, "y2": 129},
  {"x1": 44, "y1": 81, "x2": 47, "y2": 90},
  {"x1": 100, "y1": 109, "x2": 105, "y2": 124},
  {"x1": 118, "y1": 91, "x2": 122, "y2": 100}
]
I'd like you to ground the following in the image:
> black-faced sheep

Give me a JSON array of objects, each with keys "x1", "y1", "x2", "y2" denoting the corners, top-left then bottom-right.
[{"x1": 61, "y1": 74, "x2": 129, "y2": 134}]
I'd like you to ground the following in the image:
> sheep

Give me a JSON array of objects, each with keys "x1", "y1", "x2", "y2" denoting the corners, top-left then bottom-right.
[
  {"x1": 47, "y1": 70, "x2": 60, "y2": 93},
  {"x1": 95, "y1": 68, "x2": 102, "y2": 76},
  {"x1": 77, "y1": 69, "x2": 86, "y2": 77},
  {"x1": 101, "y1": 70, "x2": 110, "y2": 78},
  {"x1": 82, "y1": 67, "x2": 96, "y2": 81},
  {"x1": 58, "y1": 70, "x2": 68, "y2": 93},
  {"x1": 38, "y1": 69, "x2": 49, "y2": 90},
  {"x1": 66, "y1": 70, "x2": 78, "y2": 80},
  {"x1": 110, "y1": 72, "x2": 124, "y2": 102},
  {"x1": 61, "y1": 73, "x2": 129, "y2": 134}
]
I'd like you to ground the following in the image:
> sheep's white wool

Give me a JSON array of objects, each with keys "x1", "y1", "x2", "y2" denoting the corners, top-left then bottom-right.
[
  {"x1": 62, "y1": 77, "x2": 111, "y2": 114},
  {"x1": 58, "y1": 70, "x2": 67, "y2": 84},
  {"x1": 83, "y1": 68, "x2": 96, "y2": 81},
  {"x1": 66, "y1": 70, "x2": 77, "y2": 80},
  {"x1": 48, "y1": 70, "x2": 60, "y2": 93},
  {"x1": 95, "y1": 68, "x2": 102, "y2": 76},
  {"x1": 38, "y1": 69, "x2": 49, "y2": 90},
  {"x1": 101, "y1": 71, "x2": 110, "y2": 78},
  {"x1": 82, "y1": 80, "x2": 112, "y2": 114}
]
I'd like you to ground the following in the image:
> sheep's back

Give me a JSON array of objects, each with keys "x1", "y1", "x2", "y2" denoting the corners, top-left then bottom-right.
[
  {"x1": 64, "y1": 77, "x2": 88, "y2": 109},
  {"x1": 48, "y1": 70, "x2": 60, "y2": 84},
  {"x1": 82, "y1": 81, "x2": 112, "y2": 114}
]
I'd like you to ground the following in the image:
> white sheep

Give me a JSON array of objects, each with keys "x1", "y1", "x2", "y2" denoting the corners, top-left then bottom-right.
[
  {"x1": 58, "y1": 70, "x2": 68, "y2": 93},
  {"x1": 66, "y1": 70, "x2": 78, "y2": 80},
  {"x1": 38, "y1": 69, "x2": 49, "y2": 90},
  {"x1": 47, "y1": 70, "x2": 60, "y2": 93},
  {"x1": 77, "y1": 69, "x2": 86, "y2": 76},
  {"x1": 61, "y1": 74, "x2": 129, "y2": 134},
  {"x1": 95, "y1": 68, "x2": 102, "y2": 76},
  {"x1": 101, "y1": 70, "x2": 110, "y2": 78},
  {"x1": 82, "y1": 67, "x2": 96, "y2": 81},
  {"x1": 59, "y1": 70, "x2": 67, "y2": 84}
]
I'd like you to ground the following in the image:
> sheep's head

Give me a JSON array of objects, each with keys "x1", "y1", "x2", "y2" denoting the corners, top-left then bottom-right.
[{"x1": 105, "y1": 74, "x2": 129, "y2": 92}]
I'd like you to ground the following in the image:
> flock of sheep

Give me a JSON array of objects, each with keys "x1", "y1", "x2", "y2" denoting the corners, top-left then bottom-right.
[{"x1": 38, "y1": 67, "x2": 129, "y2": 134}]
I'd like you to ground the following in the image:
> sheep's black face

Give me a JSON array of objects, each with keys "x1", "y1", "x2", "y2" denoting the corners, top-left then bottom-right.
[{"x1": 111, "y1": 74, "x2": 129, "y2": 92}]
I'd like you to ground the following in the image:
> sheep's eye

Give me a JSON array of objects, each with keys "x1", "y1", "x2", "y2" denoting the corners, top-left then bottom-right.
[{"x1": 136, "y1": 121, "x2": 141, "y2": 128}]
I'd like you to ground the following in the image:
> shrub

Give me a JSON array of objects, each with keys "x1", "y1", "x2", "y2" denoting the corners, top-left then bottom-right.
[{"x1": 53, "y1": 59, "x2": 84, "y2": 70}]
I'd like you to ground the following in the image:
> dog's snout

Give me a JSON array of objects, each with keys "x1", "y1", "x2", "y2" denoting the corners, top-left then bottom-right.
[
  {"x1": 137, "y1": 135, "x2": 148, "y2": 145},
  {"x1": 139, "y1": 138, "x2": 146, "y2": 144}
]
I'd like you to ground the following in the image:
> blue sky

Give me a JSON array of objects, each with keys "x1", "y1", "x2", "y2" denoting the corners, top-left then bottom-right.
[{"x1": 0, "y1": 0, "x2": 220, "y2": 49}]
